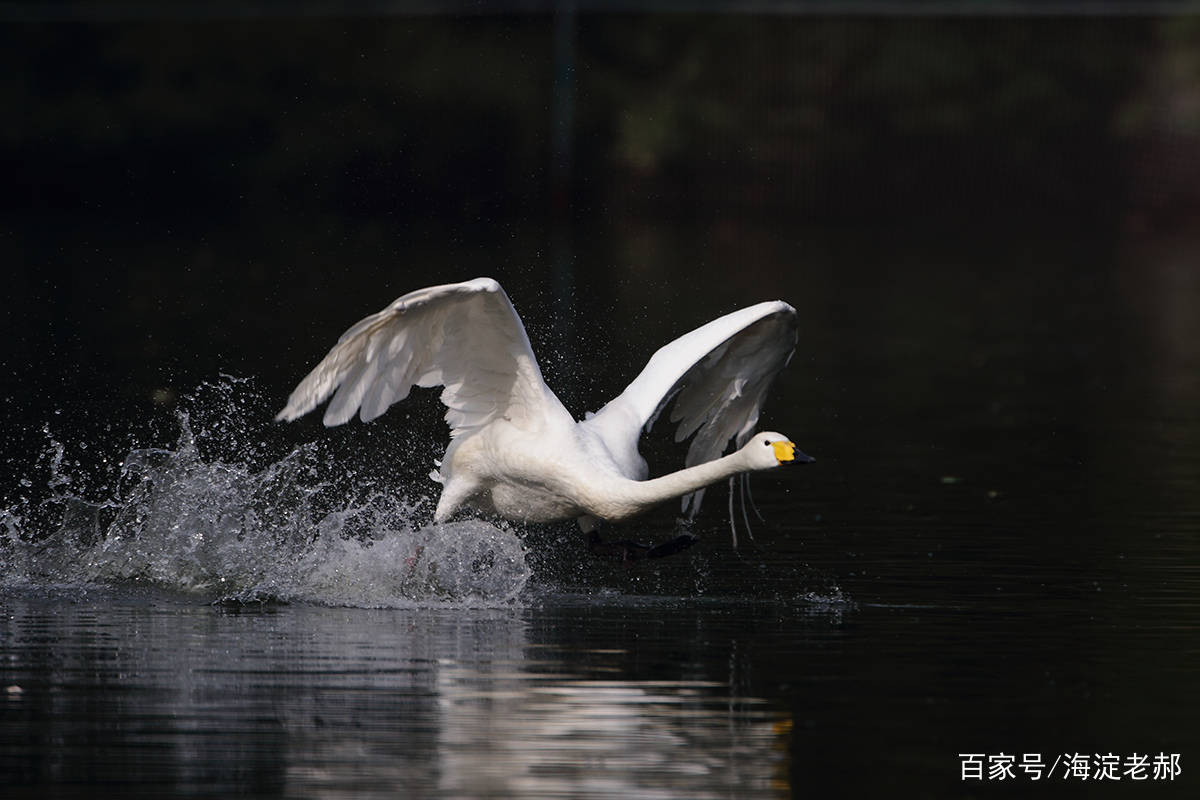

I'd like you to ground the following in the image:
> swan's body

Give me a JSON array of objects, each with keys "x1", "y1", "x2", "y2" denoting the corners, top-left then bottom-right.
[{"x1": 277, "y1": 278, "x2": 809, "y2": 539}]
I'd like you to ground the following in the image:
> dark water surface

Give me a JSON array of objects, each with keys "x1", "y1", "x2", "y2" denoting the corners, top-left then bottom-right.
[{"x1": 2, "y1": 221, "x2": 1198, "y2": 798}]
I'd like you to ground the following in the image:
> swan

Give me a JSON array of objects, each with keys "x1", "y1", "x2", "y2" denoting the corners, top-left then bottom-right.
[{"x1": 276, "y1": 278, "x2": 811, "y2": 555}]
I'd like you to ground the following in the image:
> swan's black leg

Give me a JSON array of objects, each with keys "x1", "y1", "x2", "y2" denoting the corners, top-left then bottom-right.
[
  {"x1": 585, "y1": 530, "x2": 699, "y2": 562},
  {"x1": 586, "y1": 530, "x2": 650, "y2": 562},
  {"x1": 645, "y1": 533, "x2": 699, "y2": 559}
]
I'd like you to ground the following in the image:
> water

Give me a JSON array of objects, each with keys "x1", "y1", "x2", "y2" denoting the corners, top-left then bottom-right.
[
  {"x1": 2, "y1": 213, "x2": 1199, "y2": 798},
  {"x1": 4, "y1": 590, "x2": 811, "y2": 799},
  {"x1": 0, "y1": 380, "x2": 529, "y2": 607}
]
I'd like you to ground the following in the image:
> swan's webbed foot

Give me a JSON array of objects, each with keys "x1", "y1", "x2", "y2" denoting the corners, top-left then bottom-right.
[
  {"x1": 645, "y1": 533, "x2": 699, "y2": 559},
  {"x1": 585, "y1": 531, "x2": 699, "y2": 563}
]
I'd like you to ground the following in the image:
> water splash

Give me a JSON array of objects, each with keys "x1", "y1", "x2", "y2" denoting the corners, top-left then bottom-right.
[{"x1": 0, "y1": 378, "x2": 530, "y2": 607}]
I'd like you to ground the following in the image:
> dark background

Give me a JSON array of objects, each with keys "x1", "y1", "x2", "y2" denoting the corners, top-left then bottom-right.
[
  {"x1": 2, "y1": 3, "x2": 1199, "y2": 798},
  {"x1": 4, "y1": 4, "x2": 1199, "y2": 426}
]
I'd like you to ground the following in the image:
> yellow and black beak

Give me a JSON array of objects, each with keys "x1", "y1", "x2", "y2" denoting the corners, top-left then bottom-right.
[{"x1": 772, "y1": 441, "x2": 815, "y2": 465}]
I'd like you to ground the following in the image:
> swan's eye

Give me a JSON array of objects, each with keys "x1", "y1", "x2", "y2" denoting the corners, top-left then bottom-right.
[{"x1": 763, "y1": 440, "x2": 771, "y2": 446}]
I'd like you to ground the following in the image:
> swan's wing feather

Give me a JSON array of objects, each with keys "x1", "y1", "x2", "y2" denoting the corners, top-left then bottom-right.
[
  {"x1": 586, "y1": 301, "x2": 797, "y2": 515},
  {"x1": 276, "y1": 277, "x2": 560, "y2": 435},
  {"x1": 670, "y1": 308, "x2": 796, "y2": 515}
]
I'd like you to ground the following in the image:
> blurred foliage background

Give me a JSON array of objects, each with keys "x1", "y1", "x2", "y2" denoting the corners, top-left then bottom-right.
[
  {"x1": 2, "y1": 5, "x2": 1199, "y2": 433},
  {"x1": 5, "y1": 11, "x2": 1200, "y2": 227}
]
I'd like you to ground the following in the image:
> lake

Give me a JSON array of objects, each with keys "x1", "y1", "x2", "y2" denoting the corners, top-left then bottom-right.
[{"x1": 2, "y1": 220, "x2": 1197, "y2": 798}]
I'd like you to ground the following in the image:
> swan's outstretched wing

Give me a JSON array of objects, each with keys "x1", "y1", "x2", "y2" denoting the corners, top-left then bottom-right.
[
  {"x1": 276, "y1": 277, "x2": 563, "y2": 435},
  {"x1": 584, "y1": 301, "x2": 798, "y2": 515}
]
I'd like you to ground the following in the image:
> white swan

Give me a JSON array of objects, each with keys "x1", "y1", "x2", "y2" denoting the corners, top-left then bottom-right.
[{"x1": 277, "y1": 278, "x2": 810, "y2": 551}]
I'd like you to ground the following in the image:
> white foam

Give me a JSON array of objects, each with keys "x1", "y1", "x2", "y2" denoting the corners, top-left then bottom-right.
[{"x1": 0, "y1": 378, "x2": 530, "y2": 607}]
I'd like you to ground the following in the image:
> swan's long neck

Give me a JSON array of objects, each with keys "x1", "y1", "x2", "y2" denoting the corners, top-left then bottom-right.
[{"x1": 594, "y1": 450, "x2": 751, "y2": 521}]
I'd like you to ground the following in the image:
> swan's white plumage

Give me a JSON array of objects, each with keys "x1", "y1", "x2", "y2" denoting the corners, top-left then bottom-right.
[
  {"x1": 582, "y1": 300, "x2": 797, "y2": 515},
  {"x1": 278, "y1": 277, "x2": 803, "y2": 534},
  {"x1": 277, "y1": 278, "x2": 568, "y2": 436}
]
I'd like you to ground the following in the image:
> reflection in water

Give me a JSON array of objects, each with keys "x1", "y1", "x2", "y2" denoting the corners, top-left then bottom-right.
[
  {"x1": 436, "y1": 669, "x2": 784, "y2": 798},
  {"x1": 1, "y1": 592, "x2": 790, "y2": 798}
]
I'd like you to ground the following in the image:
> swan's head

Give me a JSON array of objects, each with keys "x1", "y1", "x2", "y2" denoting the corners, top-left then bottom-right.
[{"x1": 744, "y1": 431, "x2": 814, "y2": 470}]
